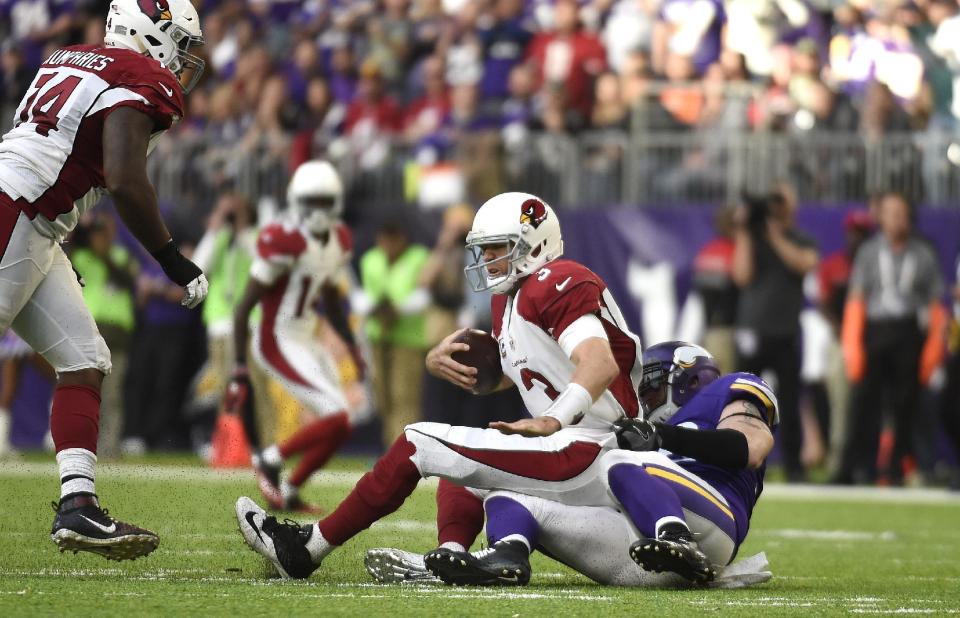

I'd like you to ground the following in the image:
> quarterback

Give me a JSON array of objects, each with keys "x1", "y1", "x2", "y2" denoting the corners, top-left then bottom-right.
[
  {"x1": 0, "y1": 0, "x2": 207, "y2": 559},
  {"x1": 228, "y1": 160, "x2": 363, "y2": 513},
  {"x1": 235, "y1": 191, "x2": 655, "y2": 579}
]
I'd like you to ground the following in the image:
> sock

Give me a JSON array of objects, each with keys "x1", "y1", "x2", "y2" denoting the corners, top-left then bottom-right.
[
  {"x1": 484, "y1": 496, "x2": 540, "y2": 548},
  {"x1": 440, "y1": 542, "x2": 466, "y2": 552},
  {"x1": 280, "y1": 413, "x2": 349, "y2": 459},
  {"x1": 57, "y1": 448, "x2": 97, "y2": 498},
  {"x1": 497, "y1": 533, "x2": 532, "y2": 552},
  {"x1": 50, "y1": 385, "x2": 101, "y2": 453},
  {"x1": 260, "y1": 444, "x2": 282, "y2": 467},
  {"x1": 304, "y1": 523, "x2": 332, "y2": 563},
  {"x1": 318, "y1": 433, "x2": 421, "y2": 546},
  {"x1": 436, "y1": 479, "x2": 483, "y2": 550},
  {"x1": 607, "y1": 463, "x2": 684, "y2": 539},
  {"x1": 0, "y1": 410, "x2": 10, "y2": 451},
  {"x1": 288, "y1": 414, "x2": 351, "y2": 487}
]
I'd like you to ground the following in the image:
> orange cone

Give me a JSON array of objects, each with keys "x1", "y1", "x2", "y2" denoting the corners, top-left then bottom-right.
[{"x1": 211, "y1": 414, "x2": 251, "y2": 468}]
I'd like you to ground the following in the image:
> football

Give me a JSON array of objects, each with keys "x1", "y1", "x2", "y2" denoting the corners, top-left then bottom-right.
[{"x1": 451, "y1": 329, "x2": 504, "y2": 395}]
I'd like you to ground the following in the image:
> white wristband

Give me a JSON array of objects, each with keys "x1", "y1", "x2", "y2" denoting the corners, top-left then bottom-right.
[{"x1": 544, "y1": 383, "x2": 594, "y2": 427}]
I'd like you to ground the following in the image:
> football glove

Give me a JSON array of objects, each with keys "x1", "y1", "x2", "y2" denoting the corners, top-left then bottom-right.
[
  {"x1": 614, "y1": 418, "x2": 662, "y2": 452},
  {"x1": 151, "y1": 240, "x2": 208, "y2": 308}
]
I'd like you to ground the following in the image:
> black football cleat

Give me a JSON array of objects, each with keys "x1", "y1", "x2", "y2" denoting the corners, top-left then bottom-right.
[
  {"x1": 235, "y1": 496, "x2": 318, "y2": 579},
  {"x1": 629, "y1": 531, "x2": 716, "y2": 584},
  {"x1": 424, "y1": 540, "x2": 531, "y2": 586},
  {"x1": 50, "y1": 494, "x2": 159, "y2": 561}
]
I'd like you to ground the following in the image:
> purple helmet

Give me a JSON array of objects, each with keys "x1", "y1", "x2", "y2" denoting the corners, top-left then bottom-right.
[{"x1": 639, "y1": 341, "x2": 721, "y2": 423}]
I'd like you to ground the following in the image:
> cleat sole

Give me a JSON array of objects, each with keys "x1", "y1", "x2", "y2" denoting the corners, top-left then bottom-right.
[{"x1": 51, "y1": 529, "x2": 159, "y2": 561}]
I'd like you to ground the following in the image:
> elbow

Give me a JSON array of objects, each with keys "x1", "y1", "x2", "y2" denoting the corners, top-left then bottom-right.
[{"x1": 745, "y1": 433, "x2": 774, "y2": 469}]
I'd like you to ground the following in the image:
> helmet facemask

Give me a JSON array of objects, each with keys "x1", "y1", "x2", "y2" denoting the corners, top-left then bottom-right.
[
  {"x1": 294, "y1": 195, "x2": 339, "y2": 235},
  {"x1": 464, "y1": 234, "x2": 535, "y2": 294},
  {"x1": 162, "y1": 22, "x2": 205, "y2": 93}
]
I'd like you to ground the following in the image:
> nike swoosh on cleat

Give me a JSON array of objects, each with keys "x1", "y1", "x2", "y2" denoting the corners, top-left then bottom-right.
[
  {"x1": 245, "y1": 511, "x2": 266, "y2": 545},
  {"x1": 79, "y1": 515, "x2": 117, "y2": 534}
]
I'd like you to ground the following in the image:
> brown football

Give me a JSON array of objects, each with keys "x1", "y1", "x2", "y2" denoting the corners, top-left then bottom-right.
[{"x1": 451, "y1": 329, "x2": 504, "y2": 395}]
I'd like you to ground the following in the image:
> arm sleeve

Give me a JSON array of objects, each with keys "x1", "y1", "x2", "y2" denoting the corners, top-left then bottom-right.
[{"x1": 557, "y1": 313, "x2": 608, "y2": 357}]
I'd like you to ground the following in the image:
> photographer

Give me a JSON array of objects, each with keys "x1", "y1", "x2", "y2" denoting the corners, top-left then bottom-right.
[{"x1": 732, "y1": 183, "x2": 819, "y2": 482}]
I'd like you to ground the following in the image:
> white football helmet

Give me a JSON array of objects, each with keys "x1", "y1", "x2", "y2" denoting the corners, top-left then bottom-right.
[
  {"x1": 287, "y1": 160, "x2": 344, "y2": 235},
  {"x1": 104, "y1": 0, "x2": 205, "y2": 93},
  {"x1": 464, "y1": 192, "x2": 564, "y2": 294}
]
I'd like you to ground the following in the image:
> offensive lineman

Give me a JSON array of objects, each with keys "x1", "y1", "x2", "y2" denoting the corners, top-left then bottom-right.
[
  {"x1": 235, "y1": 191, "x2": 655, "y2": 579},
  {"x1": 0, "y1": 0, "x2": 208, "y2": 559},
  {"x1": 227, "y1": 160, "x2": 364, "y2": 513}
]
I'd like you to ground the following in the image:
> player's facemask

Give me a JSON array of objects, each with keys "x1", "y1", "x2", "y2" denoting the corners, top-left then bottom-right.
[
  {"x1": 464, "y1": 237, "x2": 528, "y2": 294},
  {"x1": 164, "y1": 23, "x2": 205, "y2": 93}
]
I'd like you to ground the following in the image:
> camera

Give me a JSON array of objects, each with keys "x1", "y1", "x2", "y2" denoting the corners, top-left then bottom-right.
[{"x1": 741, "y1": 192, "x2": 785, "y2": 235}]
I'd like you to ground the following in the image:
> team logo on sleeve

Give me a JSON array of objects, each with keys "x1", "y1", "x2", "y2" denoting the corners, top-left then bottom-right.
[
  {"x1": 138, "y1": 0, "x2": 172, "y2": 22},
  {"x1": 519, "y1": 199, "x2": 547, "y2": 229}
]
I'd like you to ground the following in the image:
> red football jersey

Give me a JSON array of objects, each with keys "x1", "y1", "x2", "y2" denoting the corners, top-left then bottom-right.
[{"x1": 0, "y1": 44, "x2": 184, "y2": 242}]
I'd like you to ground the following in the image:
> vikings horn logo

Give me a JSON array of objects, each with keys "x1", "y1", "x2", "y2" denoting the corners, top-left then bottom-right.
[
  {"x1": 138, "y1": 0, "x2": 172, "y2": 23},
  {"x1": 519, "y1": 198, "x2": 547, "y2": 229}
]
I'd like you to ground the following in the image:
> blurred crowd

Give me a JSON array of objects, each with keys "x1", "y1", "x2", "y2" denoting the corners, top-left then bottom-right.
[{"x1": 5, "y1": 0, "x2": 960, "y2": 210}]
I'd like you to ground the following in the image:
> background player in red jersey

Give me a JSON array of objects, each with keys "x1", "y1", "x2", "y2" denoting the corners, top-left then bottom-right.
[
  {"x1": 0, "y1": 0, "x2": 207, "y2": 560},
  {"x1": 234, "y1": 192, "x2": 652, "y2": 580},
  {"x1": 227, "y1": 160, "x2": 365, "y2": 514}
]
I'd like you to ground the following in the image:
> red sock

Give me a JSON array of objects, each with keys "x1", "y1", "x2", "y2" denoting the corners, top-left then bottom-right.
[
  {"x1": 288, "y1": 413, "x2": 351, "y2": 487},
  {"x1": 51, "y1": 385, "x2": 101, "y2": 454},
  {"x1": 436, "y1": 479, "x2": 484, "y2": 549},
  {"x1": 280, "y1": 413, "x2": 349, "y2": 459},
  {"x1": 318, "y1": 433, "x2": 421, "y2": 545}
]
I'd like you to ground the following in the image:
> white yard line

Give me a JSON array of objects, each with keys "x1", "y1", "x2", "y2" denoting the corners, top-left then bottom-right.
[{"x1": 3, "y1": 462, "x2": 959, "y2": 504}]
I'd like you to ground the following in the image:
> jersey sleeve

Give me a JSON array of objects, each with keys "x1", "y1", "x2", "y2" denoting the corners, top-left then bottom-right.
[
  {"x1": 518, "y1": 261, "x2": 605, "y2": 342},
  {"x1": 725, "y1": 373, "x2": 780, "y2": 427},
  {"x1": 250, "y1": 224, "x2": 306, "y2": 285}
]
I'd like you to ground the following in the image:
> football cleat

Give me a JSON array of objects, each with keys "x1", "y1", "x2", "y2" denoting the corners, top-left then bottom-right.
[
  {"x1": 254, "y1": 457, "x2": 283, "y2": 510},
  {"x1": 424, "y1": 540, "x2": 531, "y2": 586},
  {"x1": 629, "y1": 531, "x2": 716, "y2": 584},
  {"x1": 365, "y1": 548, "x2": 442, "y2": 584},
  {"x1": 50, "y1": 494, "x2": 159, "y2": 561},
  {"x1": 235, "y1": 496, "x2": 318, "y2": 579}
]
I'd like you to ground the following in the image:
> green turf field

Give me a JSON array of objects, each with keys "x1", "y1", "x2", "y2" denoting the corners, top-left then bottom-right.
[{"x1": 1, "y1": 455, "x2": 959, "y2": 617}]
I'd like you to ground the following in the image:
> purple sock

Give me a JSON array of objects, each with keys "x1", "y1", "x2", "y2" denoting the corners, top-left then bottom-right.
[
  {"x1": 608, "y1": 463, "x2": 686, "y2": 538},
  {"x1": 484, "y1": 496, "x2": 540, "y2": 548}
]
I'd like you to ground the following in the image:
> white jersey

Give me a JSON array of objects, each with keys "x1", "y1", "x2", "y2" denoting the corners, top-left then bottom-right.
[
  {"x1": 0, "y1": 44, "x2": 183, "y2": 242},
  {"x1": 250, "y1": 220, "x2": 352, "y2": 343},
  {"x1": 491, "y1": 259, "x2": 643, "y2": 430}
]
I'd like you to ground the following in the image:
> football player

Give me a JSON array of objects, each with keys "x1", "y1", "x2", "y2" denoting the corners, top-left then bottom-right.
[
  {"x1": 235, "y1": 191, "x2": 655, "y2": 579},
  {"x1": 419, "y1": 342, "x2": 777, "y2": 586},
  {"x1": 227, "y1": 160, "x2": 362, "y2": 513},
  {"x1": 0, "y1": 0, "x2": 207, "y2": 560}
]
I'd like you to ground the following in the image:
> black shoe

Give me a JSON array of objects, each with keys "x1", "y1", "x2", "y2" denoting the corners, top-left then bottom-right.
[
  {"x1": 424, "y1": 540, "x2": 531, "y2": 586},
  {"x1": 629, "y1": 530, "x2": 715, "y2": 584},
  {"x1": 50, "y1": 494, "x2": 159, "y2": 561},
  {"x1": 235, "y1": 496, "x2": 318, "y2": 579}
]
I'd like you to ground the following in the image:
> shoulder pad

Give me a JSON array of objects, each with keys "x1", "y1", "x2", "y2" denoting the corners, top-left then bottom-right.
[{"x1": 257, "y1": 223, "x2": 307, "y2": 261}]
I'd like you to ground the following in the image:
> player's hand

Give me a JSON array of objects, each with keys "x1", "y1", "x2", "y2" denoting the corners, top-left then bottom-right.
[
  {"x1": 614, "y1": 418, "x2": 662, "y2": 451},
  {"x1": 425, "y1": 328, "x2": 477, "y2": 390},
  {"x1": 181, "y1": 273, "x2": 208, "y2": 308},
  {"x1": 490, "y1": 416, "x2": 561, "y2": 437},
  {"x1": 223, "y1": 366, "x2": 251, "y2": 414}
]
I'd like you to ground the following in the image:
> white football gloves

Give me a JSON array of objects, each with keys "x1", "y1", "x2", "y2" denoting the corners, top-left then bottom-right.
[{"x1": 181, "y1": 273, "x2": 209, "y2": 309}]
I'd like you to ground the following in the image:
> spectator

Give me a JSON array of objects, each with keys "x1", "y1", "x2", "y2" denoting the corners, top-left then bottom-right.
[
  {"x1": 343, "y1": 60, "x2": 403, "y2": 170},
  {"x1": 690, "y1": 206, "x2": 739, "y2": 373},
  {"x1": 526, "y1": 0, "x2": 607, "y2": 118},
  {"x1": 403, "y1": 55, "x2": 451, "y2": 145},
  {"x1": 837, "y1": 192, "x2": 947, "y2": 485},
  {"x1": 941, "y1": 254, "x2": 960, "y2": 489},
  {"x1": 69, "y1": 212, "x2": 139, "y2": 458},
  {"x1": 1, "y1": 42, "x2": 32, "y2": 133},
  {"x1": 732, "y1": 184, "x2": 819, "y2": 482},
  {"x1": 478, "y1": 0, "x2": 533, "y2": 100},
  {"x1": 652, "y1": 0, "x2": 724, "y2": 76},
  {"x1": 355, "y1": 222, "x2": 430, "y2": 447}
]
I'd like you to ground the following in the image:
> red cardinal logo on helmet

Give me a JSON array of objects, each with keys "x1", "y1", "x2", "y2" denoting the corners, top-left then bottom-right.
[
  {"x1": 519, "y1": 198, "x2": 547, "y2": 229},
  {"x1": 138, "y1": 0, "x2": 172, "y2": 23}
]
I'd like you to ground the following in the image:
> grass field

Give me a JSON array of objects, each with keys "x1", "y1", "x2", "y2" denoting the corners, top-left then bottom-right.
[{"x1": 1, "y1": 455, "x2": 959, "y2": 617}]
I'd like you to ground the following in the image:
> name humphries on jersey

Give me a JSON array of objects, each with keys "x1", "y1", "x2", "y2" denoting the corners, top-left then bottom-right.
[{"x1": 44, "y1": 49, "x2": 116, "y2": 72}]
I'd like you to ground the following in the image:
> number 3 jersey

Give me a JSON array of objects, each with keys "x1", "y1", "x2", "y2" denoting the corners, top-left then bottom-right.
[
  {"x1": 0, "y1": 44, "x2": 183, "y2": 242},
  {"x1": 491, "y1": 259, "x2": 644, "y2": 431}
]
